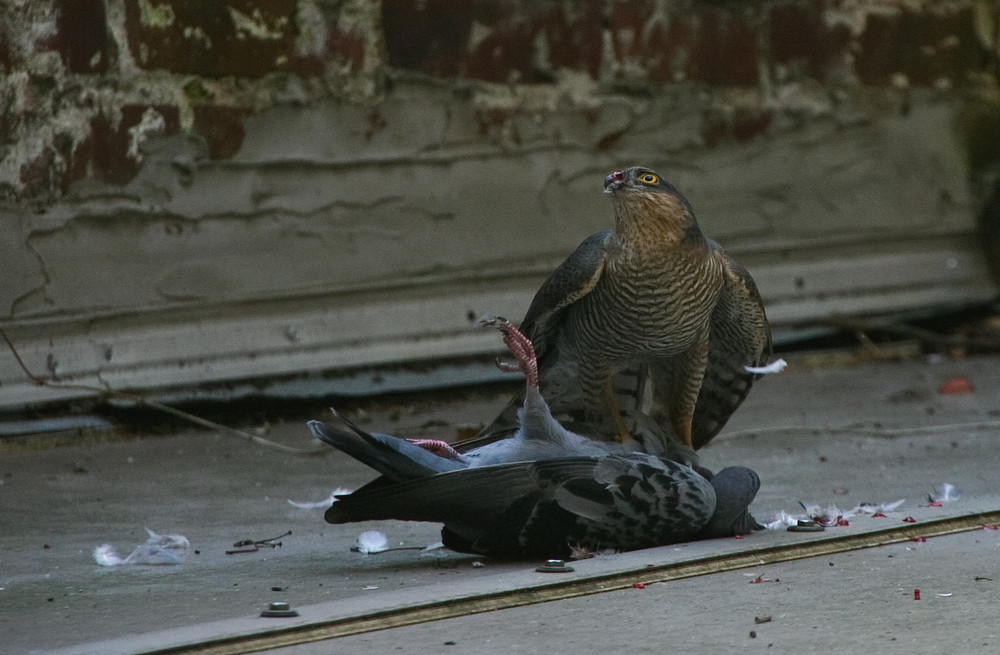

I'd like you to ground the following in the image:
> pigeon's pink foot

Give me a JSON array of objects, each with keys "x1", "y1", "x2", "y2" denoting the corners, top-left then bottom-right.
[
  {"x1": 407, "y1": 438, "x2": 462, "y2": 460},
  {"x1": 480, "y1": 316, "x2": 539, "y2": 388}
]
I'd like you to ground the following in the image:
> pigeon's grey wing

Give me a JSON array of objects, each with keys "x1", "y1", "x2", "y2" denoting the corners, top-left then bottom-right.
[
  {"x1": 540, "y1": 455, "x2": 718, "y2": 547},
  {"x1": 308, "y1": 417, "x2": 465, "y2": 481},
  {"x1": 327, "y1": 454, "x2": 731, "y2": 557},
  {"x1": 324, "y1": 461, "x2": 553, "y2": 526},
  {"x1": 699, "y1": 466, "x2": 762, "y2": 537},
  {"x1": 459, "y1": 230, "x2": 614, "y2": 451},
  {"x1": 690, "y1": 247, "x2": 772, "y2": 449},
  {"x1": 327, "y1": 457, "x2": 615, "y2": 558}
]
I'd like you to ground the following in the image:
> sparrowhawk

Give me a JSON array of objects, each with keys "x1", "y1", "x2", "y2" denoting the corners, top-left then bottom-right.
[{"x1": 471, "y1": 166, "x2": 773, "y2": 454}]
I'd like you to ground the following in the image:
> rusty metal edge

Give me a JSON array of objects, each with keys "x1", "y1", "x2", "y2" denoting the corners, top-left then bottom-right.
[{"x1": 142, "y1": 508, "x2": 1000, "y2": 655}]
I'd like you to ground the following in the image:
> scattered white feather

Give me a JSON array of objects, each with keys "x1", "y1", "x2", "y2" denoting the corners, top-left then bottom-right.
[
  {"x1": 287, "y1": 487, "x2": 353, "y2": 509},
  {"x1": 929, "y1": 483, "x2": 961, "y2": 503},
  {"x1": 797, "y1": 502, "x2": 849, "y2": 527},
  {"x1": 355, "y1": 530, "x2": 388, "y2": 554},
  {"x1": 420, "y1": 541, "x2": 447, "y2": 555},
  {"x1": 883, "y1": 500, "x2": 906, "y2": 512},
  {"x1": 568, "y1": 544, "x2": 619, "y2": 560},
  {"x1": 94, "y1": 529, "x2": 189, "y2": 566},
  {"x1": 745, "y1": 359, "x2": 787, "y2": 375},
  {"x1": 94, "y1": 544, "x2": 126, "y2": 566},
  {"x1": 835, "y1": 500, "x2": 905, "y2": 522},
  {"x1": 121, "y1": 543, "x2": 185, "y2": 565},
  {"x1": 799, "y1": 501, "x2": 835, "y2": 517},
  {"x1": 144, "y1": 528, "x2": 190, "y2": 551},
  {"x1": 765, "y1": 498, "x2": 907, "y2": 530},
  {"x1": 287, "y1": 498, "x2": 331, "y2": 510},
  {"x1": 763, "y1": 510, "x2": 802, "y2": 531}
]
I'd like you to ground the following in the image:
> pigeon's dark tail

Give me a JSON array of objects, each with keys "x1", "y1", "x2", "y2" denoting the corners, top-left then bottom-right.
[
  {"x1": 308, "y1": 417, "x2": 399, "y2": 477},
  {"x1": 308, "y1": 416, "x2": 465, "y2": 482},
  {"x1": 324, "y1": 499, "x2": 360, "y2": 524}
]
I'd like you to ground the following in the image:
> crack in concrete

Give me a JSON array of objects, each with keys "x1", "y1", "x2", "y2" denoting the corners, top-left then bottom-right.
[{"x1": 7, "y1": 235, "x2": 55, "y2": 318}]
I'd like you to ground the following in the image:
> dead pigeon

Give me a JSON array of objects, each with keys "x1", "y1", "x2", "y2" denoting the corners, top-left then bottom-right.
[{"x1": 310, "y1": 318, "x2": 760, "y2": 558}]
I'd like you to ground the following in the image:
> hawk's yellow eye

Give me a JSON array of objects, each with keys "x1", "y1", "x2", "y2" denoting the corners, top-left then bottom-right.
[{"x1": 639, "y1": 173, "x2": 659, "y2": 184}]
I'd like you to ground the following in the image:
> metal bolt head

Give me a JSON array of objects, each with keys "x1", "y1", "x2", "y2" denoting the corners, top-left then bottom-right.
[
  {"x1": 260, "y1": 601, "x2": 299, "y2": 618},
  {"x1": 536, "y1": 559, "x2": 574, "y2": 573}
]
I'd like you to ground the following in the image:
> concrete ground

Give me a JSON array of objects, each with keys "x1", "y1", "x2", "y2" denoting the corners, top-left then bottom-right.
[{"x1": 2, "y1": 350, "x2": 1000, "y2": 654}]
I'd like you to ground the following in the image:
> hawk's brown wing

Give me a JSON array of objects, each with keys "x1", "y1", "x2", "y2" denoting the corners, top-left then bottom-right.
[
  {"x1": 517, "y1": 229, "x2": 614, "y2": 358},
  {"x1": 455, "y1": 230, "x2": 613, "y2": 452},
  {"x1": 689, "y1": 246, "x2": 771, "y2": 449}
]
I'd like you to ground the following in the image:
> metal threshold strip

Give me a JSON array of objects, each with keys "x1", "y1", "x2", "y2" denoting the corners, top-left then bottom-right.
[{"x1": 143, "y1": 508, "x2": 1000, "y2": 655}]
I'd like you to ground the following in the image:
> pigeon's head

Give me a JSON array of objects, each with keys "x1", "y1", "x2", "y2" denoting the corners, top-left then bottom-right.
[{"x1": 701, "y1": 466, "x2": 763, "y2": 538}]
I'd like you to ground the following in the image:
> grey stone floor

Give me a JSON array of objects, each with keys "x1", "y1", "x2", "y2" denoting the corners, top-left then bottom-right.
[{"x1": 2, "y1": 352, "x2": 999, "y2": 654}]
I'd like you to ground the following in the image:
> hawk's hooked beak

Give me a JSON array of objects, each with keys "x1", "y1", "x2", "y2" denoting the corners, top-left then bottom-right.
[{"x1": 604, "y1": 169, "x2": 625, "y2": 193}]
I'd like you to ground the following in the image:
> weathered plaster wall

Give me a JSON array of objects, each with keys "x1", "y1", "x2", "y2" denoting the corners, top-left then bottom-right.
[{"x1": 2, "y1": 1, "x2": 999, "y2": 408}]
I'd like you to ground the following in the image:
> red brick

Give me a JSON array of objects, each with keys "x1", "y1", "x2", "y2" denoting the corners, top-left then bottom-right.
[
  {"x1": 383, "y1": 1, "x2": 603, "y2": 83},
  {"x1": 466, "y1": 14, "x2": 536, "y2": 83},
  {"x1": 607, "y1": 2, "x2": 758, "y2": 85},
  {"x1": 0, "y1": 29, "x2": 11, "y2": 70},
  {"x1": 326, "y1": 26, "x2": 367, "y2": 72},
  {"x1": 72, "y1": 105, "x2": 181, "y2": 187},
  {"x1": 542, "y1": 3, "x2": 603, "y2": 79},
  {"x1": 769, "y1": 0, "x2": 850, "y2": 81},
  {"x1": 382, "y1": 0, "x2": 473, "y2": 77},
  {"x1": 42, "y1": 0, "x2": 112, "y2": 74},
  {"x1": 193, "y1": 105, "x2": 247, "y2": 160},
  {"x1": 687, "y1": 8, "x2": 759, "y2": 85},
  {"x1": 19, "y1": 147, "x2": 61, "y2": 199},
  {"x1": 123, "y1": 0, "x2": 299, "y2": 78},
  {"x1": 701, "y1": 107, "x2": 773, "y2": 148},
  {"x1": 856, "y1": 7, "x2": 985, "y2": 86}
]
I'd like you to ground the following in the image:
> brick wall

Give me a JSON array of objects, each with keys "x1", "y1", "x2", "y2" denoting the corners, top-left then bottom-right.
[{"x1": 1, "y1": 0, "x2": 998, "y2": 407}]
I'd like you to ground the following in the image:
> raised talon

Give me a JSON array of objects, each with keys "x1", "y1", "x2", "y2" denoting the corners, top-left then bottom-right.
[
  {"x1": 474, "y1": 315, "x2": 508, "y2": 329},
  {"x1": 495, "y1": 359, "x2": 522, "y2": 374},
  {"x1": 484, "y1": 318, "x2": 539, "y2": 388}
]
